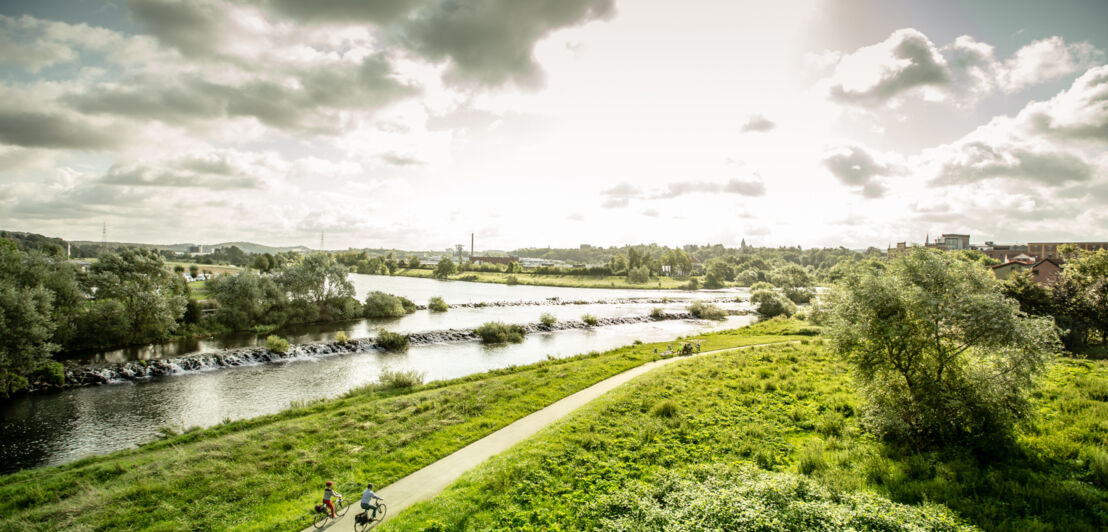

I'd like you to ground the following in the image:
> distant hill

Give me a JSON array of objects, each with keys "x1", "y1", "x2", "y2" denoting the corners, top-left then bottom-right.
[{"x1": 4, "y1": 229, "x2": 315, "y2": 256}]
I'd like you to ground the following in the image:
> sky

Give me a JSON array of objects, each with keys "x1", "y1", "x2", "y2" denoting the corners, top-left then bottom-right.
[{"x1": 0, "y1": 0, "x2": 1106, "y2": 251}]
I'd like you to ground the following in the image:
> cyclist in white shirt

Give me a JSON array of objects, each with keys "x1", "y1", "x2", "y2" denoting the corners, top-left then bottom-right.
[{"x1": 360, "y1": 483, "x2": 382, "y2": 520}]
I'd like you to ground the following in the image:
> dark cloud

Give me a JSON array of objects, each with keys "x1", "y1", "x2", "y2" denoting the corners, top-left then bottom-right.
[
  {"x1": 263, "y1": 0, "x2": 424, "y2": 24},
  {"x1": 0, "y1": 109, "x2": 122, "y2": 150},
  {"x1": 126, "y1": 0, "x2": 225, "y2": 58},
  {"x1": 402, "y1": 0, "x2": 615, "y2": 86},
  {"x1": 822, "y1": 145, "x2": 890, "y2": 190},
  {"x1": 67, "y1": 54, "x2": 415, "y2": 134},
  {"x1": 3, "y1": 182, "x2": 154, "y2": 220},
  {"x1": 99, "y1": 156, "x2": 265, "y2": 190},
  {"x1": 931, "y1": 142, "x2": 1093, "y2": 186},
  {"x1": 828, "y1": 28, "x2": 951, "y2": 107},
  {"x1": 740, "y1": 114, "x2": 775, "y2": 132}
]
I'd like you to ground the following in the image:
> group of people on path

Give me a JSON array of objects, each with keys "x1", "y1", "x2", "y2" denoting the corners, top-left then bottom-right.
[{"x1": 322, "y1": 480, "x2": 383, "y2": 520}]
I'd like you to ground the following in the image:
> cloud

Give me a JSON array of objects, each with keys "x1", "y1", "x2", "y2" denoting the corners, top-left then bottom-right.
[
  {"x1": 1020, "y1": 65, "x2": 1108, "y2": 141},
  {"x1": 401, "y1": 0, "x2": 616, "y2": 86},
  {"x1": 66, "y1": 53, "x2": 416, "y2": 134},
  {"x1": 930, "y1": 141, "x2": 1092, "y2": 187},
  {"x1": 923, "y1": 65, "x2": 1107, "y2": 188},
  {"x1": 655, "y1": 179, "x2": 766, "y2": 198},
  {"x1": 125, "y1": 0, "x2": 227, "y2": 58},
  {"x1": 825, "y1": 28, "x2": 950, "y2": 107},
  {"x1": 740, "y1": 114, "x2": 775, "y2": 132},
  {"x1": 822, "y1": 144, "x2": 893, "y2": 195},
  {"x1": 262, "y1": 0, "x2": 424, "y2": 24},
  {"x1": 0, "y1": 109, "x2": 123, "y2": 150},
  {"x1": 819, "y1": 29, "x2": 1103, "y2": 108},
  {"x1": 98, "y1": 151, "x2": 276, "y2": 189}
]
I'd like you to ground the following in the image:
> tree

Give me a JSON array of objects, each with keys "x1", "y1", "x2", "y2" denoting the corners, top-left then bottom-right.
[
  {"x1": 826, "y1": 249, "x2": 1060, "y2": 449},
  {"x1": 771, "y1": 264, "x2": 814, "y2": 304},
  {"x1": 407, "y1": 256, "x2": 421, "y2": 269},
  {"x1": 189, "y1": 264, "x2": 199, "y2": 277},
  {"x1": 207, "y1": 271, "x2": 284, "y2": 330},
  {"x1": 277, "y1": 253, "x2": 353, "y2": 305},
  {"x1": 432, "y1": 257, "x2": 456, "y2": 279},
  {"x1": 87, "y1": 248, "x2": 186, "y2": 345},
  {"x1": 704, "y1": 260, "x2": 734, "y2": 289},
  {"x1": 627, "y1": 265, "x2": 650, "y2": 284},
  {"x1": 608, "y1": 253, "x2": 628, "y2": 275}
]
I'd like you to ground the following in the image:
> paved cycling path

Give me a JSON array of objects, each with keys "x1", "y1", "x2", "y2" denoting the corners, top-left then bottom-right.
[{"x1": 305, "y1": 341, "x2": 791, "y2": 531}]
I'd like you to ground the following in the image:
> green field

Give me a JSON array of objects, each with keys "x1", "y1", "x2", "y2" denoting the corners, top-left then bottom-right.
[
  {"x1": 394, "y1": 268, "x2": 695, "y2": 290},
  {"x1": 0, "y1": 321, "x2": 808, "y2": 532},
  {"x1": 387, "y1": 343, "x2": 1108, "y2": 531}
]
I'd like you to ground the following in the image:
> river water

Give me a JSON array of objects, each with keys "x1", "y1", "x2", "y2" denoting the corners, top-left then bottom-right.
[{"x1": 1, "y1": 275, "x2": 750, "y2": 474}]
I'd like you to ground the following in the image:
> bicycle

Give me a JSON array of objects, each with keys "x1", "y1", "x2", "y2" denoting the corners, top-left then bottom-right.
[
  {"x1": 312, "y1": 495, "x2": 350, "y2": 529},
  {"x1": 354, "y1": 500, "x2": 388, "y2": 531}
]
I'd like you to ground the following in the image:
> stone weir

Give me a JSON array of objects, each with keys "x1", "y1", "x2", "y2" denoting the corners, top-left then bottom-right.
[{"x1": 57, "y1": 312, "x2": 698, "y2": 391}]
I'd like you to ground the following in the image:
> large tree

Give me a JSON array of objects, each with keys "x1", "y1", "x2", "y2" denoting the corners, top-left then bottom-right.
[
  {"x1": 277, "y1": 253, "x2": 353, "y2": 305},
  {"x1": 87, "y1": 248, "x2": 187, "y2": 345},
  {"x1": 826, "y1": 248, "x2": 1059, "y2": 449}
]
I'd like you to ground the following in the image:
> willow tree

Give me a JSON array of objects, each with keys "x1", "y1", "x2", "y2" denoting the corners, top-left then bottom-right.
[{"x1": 826, "y1": 248, "x2": 1059, "y2": 449}]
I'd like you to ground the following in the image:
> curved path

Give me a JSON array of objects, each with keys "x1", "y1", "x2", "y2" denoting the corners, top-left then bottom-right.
[{"x1": 304, "y1": 341, "x2": 791, "y2": 531}]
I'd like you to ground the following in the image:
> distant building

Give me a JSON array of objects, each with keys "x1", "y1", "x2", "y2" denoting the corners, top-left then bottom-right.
[
  {"x1": 1028, "y1": 242, "x2": 1108, "y2": 260},
  {"x1": 469, "y1": 256, "x2": 519, "y2": 266},
  {"x1": 990, "y1": 261, "x2": 1031, "y2": 280},
  {"x1": 926, "y1": 234, "x2": 970, "y2": 251},
  {"x1": 887, "y1": 241, "x2": 912, "y2": 260},
  {"x1": 1031, "y1": 258, "x2": 1063, "y2": 284},
  {"x1": 520, "y1": 257, "x2": 564, "y2": 268},
  {"x1": 971, "y1": 241, "x2": 1030, "y2": 262}
]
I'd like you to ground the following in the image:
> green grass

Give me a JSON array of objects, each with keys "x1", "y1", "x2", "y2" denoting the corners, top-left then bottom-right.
[
  {"x1": 394, "y1": 268, "x2": 693, "y2": 289},
  {"x1": 0, "y1": 320, "x2": 809, "y2": 532},
  {"x1": 188, "y1": 280, "x2": 210, "y2": 300},
  {"x1": 386, "y1": 344, "x2": 1108, "y2": 531}
]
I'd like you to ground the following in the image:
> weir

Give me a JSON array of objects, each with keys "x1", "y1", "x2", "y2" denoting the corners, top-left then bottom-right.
[{"x1": 58, "y1": 313, "x2": 703, "y2": 390}]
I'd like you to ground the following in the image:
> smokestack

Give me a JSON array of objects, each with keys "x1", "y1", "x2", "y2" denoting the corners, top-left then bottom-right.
[{"x1": 470, "y1": 233, "x2": 474, "y2": 258}]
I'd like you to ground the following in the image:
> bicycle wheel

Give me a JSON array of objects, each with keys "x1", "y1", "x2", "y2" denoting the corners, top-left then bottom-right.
[
  {"x1": 335, "y1": 498, "x2": 350, "y2": 517},
  {"x1": 313, "y1": 509, "x2": 328, "y2": 529},
  {"x1": 354, "y1": 513, "x2": 370, "y2": 532},
  {"x1": 375, "y1": 503, "x2": 387, "y2": 522}
]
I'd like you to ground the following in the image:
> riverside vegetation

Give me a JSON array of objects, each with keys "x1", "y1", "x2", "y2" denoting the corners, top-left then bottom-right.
[
  {"x1": 386, "y1": 341, "x2": 1107, "y2": 531},
  {"x1": 0, "y1": 320, "x2": 808, "y2": 531}
]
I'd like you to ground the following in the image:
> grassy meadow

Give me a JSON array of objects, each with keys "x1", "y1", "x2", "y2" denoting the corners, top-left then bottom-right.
[
  {"x1": 386, "y1": 342, "x2": 1108, "y2": 531},
  {"x1": 0, "y1": 321, "x2": 807, "y2": 532}
]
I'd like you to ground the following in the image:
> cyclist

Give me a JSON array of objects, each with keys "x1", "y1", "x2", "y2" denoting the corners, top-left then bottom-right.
[
  {"x1": 322, "y1": 481, "x2": 341, "y2": 518},
  {"x1": 360, "y1": 483, "x2": 383, "y2": 520}
]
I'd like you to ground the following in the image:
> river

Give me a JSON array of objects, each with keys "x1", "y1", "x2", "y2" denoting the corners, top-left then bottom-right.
[{"x1": 0, "y1": 274, "x2": 751, "y2": 474}]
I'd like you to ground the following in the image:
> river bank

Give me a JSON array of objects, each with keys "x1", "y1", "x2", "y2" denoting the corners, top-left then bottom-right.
[
  {"x1": 0, "y1": 321, "x2": 812, "y2": 531},
  {"x1": 393, "y1": 267, "x2": 698, "y2": 289}
]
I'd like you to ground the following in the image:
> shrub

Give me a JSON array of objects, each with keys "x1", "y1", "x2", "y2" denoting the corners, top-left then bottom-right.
[
  {"x1": 627, "y1": 266, "x2": 650, "y2": 284},
  {"x1": 751, "y1": 289, "x2": 796, "y2": 318},
  {"x1": 376, "y1": 368, "x2": 424, "y2": 389},
  {"x1": 540, "y1": 312, "x2": 557, "y2": 326},
  {"x1": 432, "y1": 257, "x2": 456, "y2": 279},
  {"x1": 506, "y1": 275, "x2": 520, "y2": 285},
  {"x1": 582, "y1": 314, "x2": 599, "y2": 326},
  {"x1": 650, "y1": 399, "x2": 678, "y2": 418},
  {"x1": 688, "y1": 301, "x2": 727, "y2": 320},
  {"x1": 826, "y1": 248, "x2": 1060, "y2": 449},
  {"x1": 591, "y1": 465, "x2": 972, "y2": 531},
  {"x1": 796, "y1": 441, "x2": 827, "y2": 475},
  {"x1": 363, "y1": 291, "x2": 411, "y2": 318},
  {"x1": 0, "y1": 371, "x2": 29, "y2": 397},
  {"x1": 475, "y1": 321, "x2": 527, "y2": 344},
  {"x1": 375, "y1": 329, "x2": 410, "y2": 351},
  {"x1": 265, "y1": 335, "x2": 289, "y2": 354},
  {"x1": 334, "y1": 331, "x2": 349, "y2": 343},
  {"x1": 681, "y1": 277, "x2": 700, "y2": 290},
  {"x1": 428, "y1": 297, "x2": 448, "y2": 312},
  {"x1": 398, "y1": 296, "x2": 417, "y2": 313},
  {"x1": 650, "y1": 307, "x2": 666, "y2": 319},
  {"x1": 749, "y1": 281, "x2": 775, "y2": 292},
  {"x1": 31, "y1": 361, "x2": 65, "y2": 387}
]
